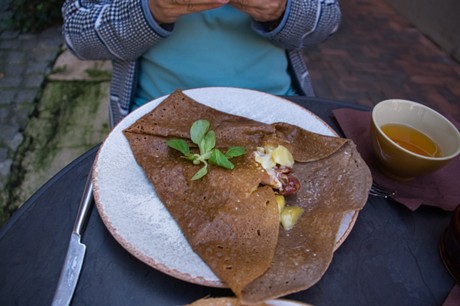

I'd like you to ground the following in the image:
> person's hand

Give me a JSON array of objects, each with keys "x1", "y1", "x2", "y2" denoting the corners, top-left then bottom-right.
[
  {"x1": 149, "y1": 0, "x2": 229, "y2": 24},
  {"x1": 230, "y1": 0, "x2": 286, "y2": 22}
]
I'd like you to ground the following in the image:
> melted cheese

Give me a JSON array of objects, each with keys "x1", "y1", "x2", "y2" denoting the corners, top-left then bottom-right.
[{"x1": 254, "y1": 145, "x2": 294, "y2": 190}]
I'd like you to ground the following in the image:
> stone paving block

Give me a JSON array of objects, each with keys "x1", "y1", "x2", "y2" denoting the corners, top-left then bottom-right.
[
  {"x1": 38, "y1": 26, "x2": 63, "y2": 44},
  {"x1": 0, "y1": 31, "x2": 19, "y2": 40},
  {"x1": 35, "y1": 40, "x2": 62, "y2": 53},
  {"x1": 328, "y1": 61, "x2": 351, "y2": 79},
  {"x1": 7, "y1": 50, "x2": 26, "y2": 65},
  {"x1": 0, "y1": 76, "x2": 21, "y2": 88},
  {"x1": 18, "y1": 39, "x2": 40, "y2": 51},
  {"x1": 2, "y1": 61, "x2": 25, "y2": 76},
  {"x1": 0, "y1": 123, "x2": 19, "y2": 144},
  {"x1": 410, "y1": 75, "x2": 448, "y2": 86},
  {"x1": 25, "y1": 61, "x2": 52, "y2": 74},
  {"x1": 0, "y1": 38, "x2": 21, "y2": 51},
  {"x1": 18, "y1": 33, "x2": 37, "y2": 41},
  {"x1": 0, "y1": 89, "x2": 15, "y2": 104},
  {"x1": 8, "y1": 133, "x2": 23, "y2": 152},
  {"x1": 0, "y1": 106, "x2": 9, "y2": 120},
  {"x1": 23, "y1": 74, "x2": 45, "y2": 88},
  {"x1": 30, "y1": 47, "x2": 60, "y2": 63},
  {"x1": 14, "y1": 88, "x2": 39, "y2": 104},
  {"x1": 9, "y1": 103, "x2": 34, "y2": 127},
  {"x1": 0, "y1": 148, "x2": 7, "y2": 160},
  {"x1": 0, "y1": 49, "x2": 7, "y2": 66},
  {"x1": 364, "y1": 90, "x2": 388, "y2": 104}
]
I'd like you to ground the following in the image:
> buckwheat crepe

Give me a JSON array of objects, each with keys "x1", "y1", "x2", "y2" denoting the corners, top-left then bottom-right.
[
  {"x1": 187, "y1": 297, "x2": 311, "y2": 306},
  {"x1": 123, "y1": 90, "x2": 372, "y2": 303}
]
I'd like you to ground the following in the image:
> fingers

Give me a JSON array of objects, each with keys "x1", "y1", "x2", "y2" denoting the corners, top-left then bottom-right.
[
  {"x1": 149, "y1": 0, "x2": 229, "y2": 24},
  {"x1": 174, "y1": 0, "x2": 228, "y2": 4},
  {"x1": 230, "y1": 0, "x2": 286, "y2": 22},
  {"x1": 174, "y1": 0, "x2": 229, "y2": 10},
  {"x1": 180, "y1": 2, "x2": 228, "y2": 15}
]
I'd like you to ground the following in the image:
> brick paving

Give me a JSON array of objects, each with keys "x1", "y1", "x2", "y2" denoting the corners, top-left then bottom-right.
[
  {"x1": 0, "y1": 0, "x2": 459, "y2": 221},
  {"x1": 303, "y1": 0, "x2": 460, "y2": 119}
]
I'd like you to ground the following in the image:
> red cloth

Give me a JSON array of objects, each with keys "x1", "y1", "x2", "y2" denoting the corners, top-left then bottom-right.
[{"x1": 333, "y1": 108, "x2": 460, "y2": 211}]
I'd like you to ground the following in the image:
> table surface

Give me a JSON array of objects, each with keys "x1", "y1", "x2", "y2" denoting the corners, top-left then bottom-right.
[{"x1": 0, "y1": 96, "x2": 456, "y2": 306}]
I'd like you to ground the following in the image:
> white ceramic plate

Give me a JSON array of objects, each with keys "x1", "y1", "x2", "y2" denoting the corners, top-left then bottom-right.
[
  {"x1": 265, "y1": 300, "x2": 312, "y2": 306},
  {"x1": 191, "y1": 297, "x2": 312, "y2": 305},
  {"x1": 93, "y1": 87, "x2": 358, "y2": 287}
]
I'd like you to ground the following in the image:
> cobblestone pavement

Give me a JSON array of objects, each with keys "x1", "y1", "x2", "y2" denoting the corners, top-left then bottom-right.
[
  {"x1": 1, "y1": 0, "x2": 459, "y2": 221},
  {"x1": 0, "y1": 0, "x2": 63, "y2": 216}
]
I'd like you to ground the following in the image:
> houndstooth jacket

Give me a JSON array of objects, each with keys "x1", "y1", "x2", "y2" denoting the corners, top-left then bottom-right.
[{"x1": 62, "y1": 0, "x2": 341, "y2": 126}]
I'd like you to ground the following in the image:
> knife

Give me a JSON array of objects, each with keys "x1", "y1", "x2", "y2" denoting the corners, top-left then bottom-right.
[{"x1": 52, "y1": 170, "x2": 94, "y2": 306}]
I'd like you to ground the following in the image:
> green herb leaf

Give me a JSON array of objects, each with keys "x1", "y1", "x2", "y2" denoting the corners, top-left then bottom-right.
[
  {"x1": 182, "y1": 153, "x2": 198, "y2": 161},
  {"x1": 225, "y1": 146, "x2": 246, "y2": 159},
  {"x1": 192, "y1": 164, "x2": 208, "y2": 180},
  {"x1": 190, "y1": 119, "x2": 210, "y2": 145},
  {"x1": 200, "y1": 151, "x2": 213, "y2": 160},
  {"x1": 203, "y1": 130, "x2": 216, "y2": 153},
  {"x1": 209, "y1": 149, "x2": 235, "y2": 170},
  {"x1": 167, "y1": 119, "x2": 246, "y2": 180},
  {"x1": 167, "y1": 139, "x2": 190, "y2": 155}
]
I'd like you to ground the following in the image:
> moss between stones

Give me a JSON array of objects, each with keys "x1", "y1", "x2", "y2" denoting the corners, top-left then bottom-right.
[{"x1": 2, "y1": 80, "x2": 109, "y2": 223}]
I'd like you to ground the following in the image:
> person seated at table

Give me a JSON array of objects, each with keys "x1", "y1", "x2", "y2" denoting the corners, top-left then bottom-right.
[{"x1": 62, "y1": 0, "x2": 341, "y2": 125}]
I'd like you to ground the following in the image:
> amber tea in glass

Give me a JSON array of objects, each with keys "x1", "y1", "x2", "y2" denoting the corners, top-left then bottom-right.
[{"x1": 381, "y1": 123, "x2": 442, "y2": 157}]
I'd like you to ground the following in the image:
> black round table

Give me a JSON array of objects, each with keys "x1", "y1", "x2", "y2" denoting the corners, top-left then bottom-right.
[{"x1": 0, "y1": 96, "x2": 455, "y2": 305}]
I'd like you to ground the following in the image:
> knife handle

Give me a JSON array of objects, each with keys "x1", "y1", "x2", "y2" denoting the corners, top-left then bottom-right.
[{"x1": 73, "y1": 169, "x2": 94, "y2": 236}]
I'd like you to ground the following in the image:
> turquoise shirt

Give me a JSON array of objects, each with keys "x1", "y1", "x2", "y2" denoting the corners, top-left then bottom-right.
[{"x1": 133, "y1": 6, "x2": 295, "y2": 109}]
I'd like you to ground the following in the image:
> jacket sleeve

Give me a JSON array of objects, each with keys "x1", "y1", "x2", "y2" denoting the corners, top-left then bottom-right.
[
  {"x1": 62, "y1": 0, "x2": 172, "y2": 61},
  {"x1": 252, "y1": 0, "x2": 341, "y2": 49}
]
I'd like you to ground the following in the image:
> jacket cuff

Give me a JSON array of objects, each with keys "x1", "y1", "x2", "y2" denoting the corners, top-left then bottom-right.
[{"x1": 140, "y1": 0, "x2": 174, "y2": 37}]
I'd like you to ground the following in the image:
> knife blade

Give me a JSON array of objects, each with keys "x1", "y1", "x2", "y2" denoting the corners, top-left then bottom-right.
[{"x1": 52, "y1": 171, "x2": 94, "y2": 306}]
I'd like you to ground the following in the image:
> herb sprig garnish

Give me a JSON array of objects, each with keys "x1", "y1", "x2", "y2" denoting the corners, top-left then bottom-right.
[{"x1": 166, "y1": 119, "x2": 246, "y2": 180}]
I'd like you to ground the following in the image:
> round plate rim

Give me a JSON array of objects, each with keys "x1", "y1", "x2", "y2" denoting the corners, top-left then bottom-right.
[{"x1": 93, "y1": 87, "x2": 359, "y2": 287}]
